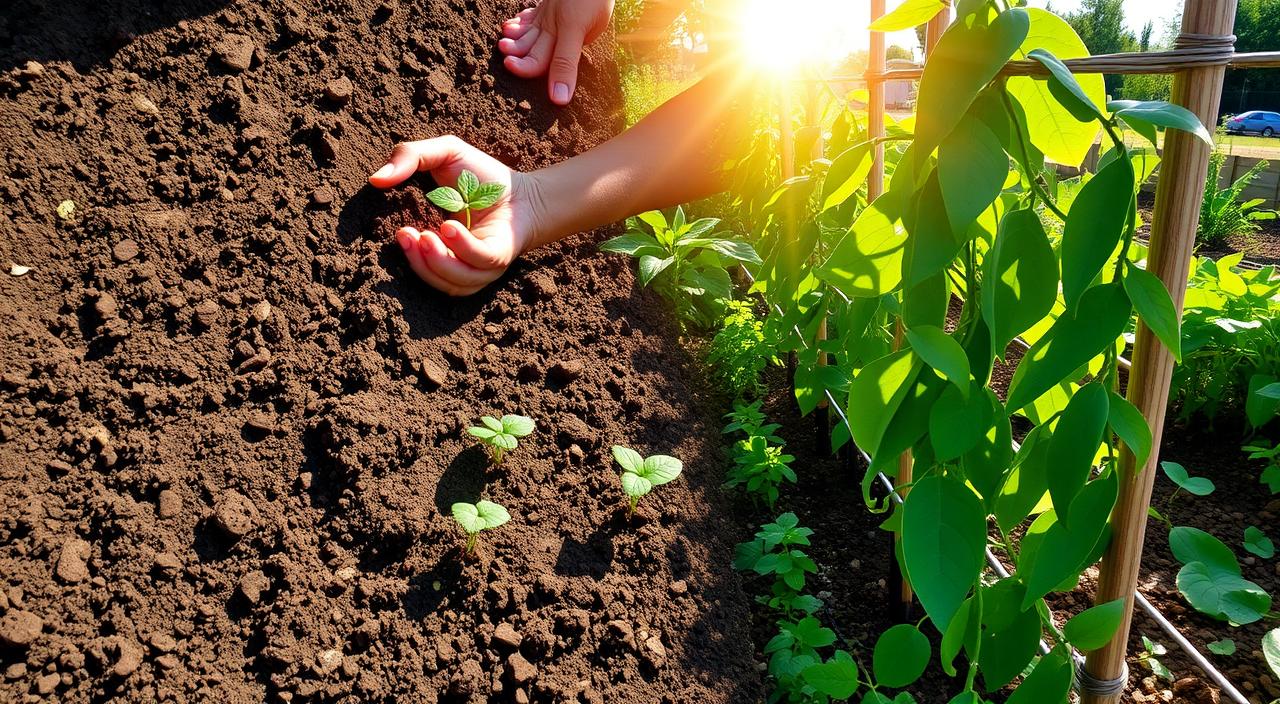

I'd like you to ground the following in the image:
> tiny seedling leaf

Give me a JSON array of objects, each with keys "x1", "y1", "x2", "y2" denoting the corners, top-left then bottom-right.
[
  {"x1": 1244, "y1": 526, "x2": 1275, "y2": 559},
  {"x1": 612, "y1": 445, "x2": 644, "y2": 473},
  {"x1": 456, "y1": 170, "x2": 480, "y2": 200},
  {"x1": 468, "y1": 182, "x2": 505, "y2": 210},
  {"x1": 501, "y1": 415, "x2": 535, "y2": 437},
  {"x1": 426, "y1": 186, "x2": 467, "y2": 212},
  {"x1": 1161, "y1": 461, "x2": 1215, "y2": 496},
  {"x1": 1206, "y1": 639, "x2": 1236, "y2": 656},
  {"x1": 452, "y1": 500, "x2": 511, "y2": 534}
]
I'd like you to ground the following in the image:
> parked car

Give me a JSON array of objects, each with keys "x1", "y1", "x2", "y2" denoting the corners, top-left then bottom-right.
[{"x1": 1225, "y1": 110, "x2": 1280, "y2": 137}]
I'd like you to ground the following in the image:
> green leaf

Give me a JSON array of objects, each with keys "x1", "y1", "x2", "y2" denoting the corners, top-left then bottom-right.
[
  {"x1": 1246, "y1": 374, "x2": 1280, "y2": 428},
  {"x1": 636, "y1": 210, "x2": 667, "y2": 232},
  {"x1": 451, "y1": 500, "x2": 510, "y2": 534},
  {"x1": 491, "y1": 433, "x2": 518, "y2": 450},
  {"x1": 978, "y1": 579, "x2": 1043, "y2": 690},
  {"x1": 821, "y1": 143, "x2": 873, "y2": 212},
  {"x1": 612, "y1": 445, "x2": 644, "y2": 473},
  {"x1": 1161, "y1": 462, "x2": 1215, "y2": 497},
  {"x1": 872, "y1": 624, "x2": 930, "y2": 688},
  {"x1": 1108, "y1": 392, "x2": 1153, "y2": 469},
  {"x1": 637, "y1": 255, "x2": 673, "y2": 286},
  {"x1": 1123, "y1": 261, "x2": 1182, "y2": 362},
  {"x1": 1005, "y1": 646, "x2": 1073, "y2": 704},
  {"x1": 1007, "y1": 8, "x2": 1106, "y2": 167},
  {"x1": 817, "y1": 193, "x2": 907, "y2": 298},
  {"x1": 455, "y1": 170, "x2": 480, "y2": 200},
  {"x1": 501, "y1": 414, "x2": 535, "y2": 437},
  {"x1": 1064, "y1": 598, "x2": 1125, "y2": 651},
  {"x1": 1109, "y1": 100, "x2": 1213, "y2": 146},
  {"x1": 426, "y1": 185, "x2": 467, "y2": 212},
  {"x1": 620, "y1": 471, "x2": 653, "y2": 498},
  {"x1": 704, "y1": 238, "x2": 763, "y2": 265},
  {"x1": 868, "y1": 0, "x2": 946, "y2": 31},
  {"x1": 474, "y1": 500, "x2": 510, "y2": 528},
  {"x1": 901, "y1": 475, "x2": 987, "y2": 632},
  {"x1": 1244, "y1": 526, "x2": 1275, "y2": 559},
  {"x1": 906, "y1": 326, "x2": 971, "y2": 397},
  {"x1": 847, "y1": 350, "x2": 920, "y2": 457},
  {"x1": 1060, "y1": 155, "x2": 1134, "y2": 311},
  {"x1": 600, "y1": 232, "x2": 663, "y2": 256},
  {"x1": 1264, "y1": 629, "x2": 1280, "y2": 680},
  {"x1": 1206, "y1": 639, "x2": 1236, "y2": 656},
  {"x1": 481, "y1": 415, "x2": 504, "y2": 432},
  {"x1": 1176, "y1": 562, "x2": 1271, "y2": 625},
  {"x1": 1021, "y1": 472, "x2": 1118, "y2": 607},
  {"x1": 642, "y1": 455, "x2": 683, "y2": 485},
  {"x1": 1169, "y1": 526, "x2": 1238, "y2": 575},
  {"x1": 914, "y1": 8, "x2": 1029, "y2": 166},
  {"x1": 467, "y1": 426, "x2": 497, "y2": 440},
  {"x1": 790, "y1": 616, "x2": 837, "y2": 649},
  {"x1": 467, "y1": 181, "x2": 505, "y2": 210},
  {"x1": 1006, "y1": 282, "x2": 1131, "y2": 412},
  {"x1": 1025, "y1": 48, "x2": 1104, "y2": 122},
  {"x1": 995, "y1": 424, "x2": 1052, "y2": 534},
  {"x1": 929, "y1": 382, "x2": 990, "y2": 462},
  {"x1": 938, "y1": 114, "x2": 1008, "y2": 234},
  {"x1": 940, "y1": 597, "x2": 979, "y2": 677},
  {"x1": 903, "y1": 173, "x2": 964, "y2": 288},
  {"x1": 1047, "y1": 382, "x2": 1109, "y2": 527},
  {"x1": 802, "y1": 653, "x2": 860, "y2": 699},
  {"x1": 960, "y1": 389, "x2": 1013, "y2": 505},
  {"x1": 982, "y1": 207, "x2": 1058, "y2": 356}
]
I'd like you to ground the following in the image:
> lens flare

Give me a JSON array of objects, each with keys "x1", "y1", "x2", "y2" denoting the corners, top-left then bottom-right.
[{"x1": 735, "y1": 0, "x2": 866, "y2": 74}]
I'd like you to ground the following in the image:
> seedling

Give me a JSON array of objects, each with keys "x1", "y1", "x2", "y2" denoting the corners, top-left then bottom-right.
[
  {"x1": 451, "y1": 500, "x2": 510, "y2": 554},
  {"x1": 426, "y1": 169, "x2": 506, "y2": 229},
  {"x1": 1138, "y1": 636, "x2": 1173, "y2": 681},
  {"x1": 612, "y1": 445, "x2": 682, "y2": 517},
  {"x1": 467, "y1": 414, "x2": 534, "y2": 464}
]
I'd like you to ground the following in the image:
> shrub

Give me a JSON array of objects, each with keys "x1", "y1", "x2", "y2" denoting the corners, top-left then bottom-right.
[
  {"x1": 1197, "y1": 136, "x2": 1277, "y2": 246},
  {"x1": 707, "y1": 300, "x2": 776, "y2": 398}
]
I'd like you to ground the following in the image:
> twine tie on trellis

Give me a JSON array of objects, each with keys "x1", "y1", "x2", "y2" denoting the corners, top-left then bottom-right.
[{"x1": 1074, "y1": 662, "x2": 1128, "y2": 698}]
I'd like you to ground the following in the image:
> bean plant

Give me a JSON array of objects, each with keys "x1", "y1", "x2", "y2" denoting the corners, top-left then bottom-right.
[
  {"x1": 426, "y1": 169, "x2": 505, "y2": 229},
  {"x1": 451, "y1": 500, "x2": 511, "y2": 555},
  {"x1": 612, "y1": 445, "x2": 682, "y2": 517},
  {"x1": 467, "y1": 414, "x2": 534, "y2": 464}
]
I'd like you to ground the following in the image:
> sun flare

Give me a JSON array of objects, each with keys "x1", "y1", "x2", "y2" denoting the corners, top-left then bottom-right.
[{"x1": 735, "y1": 0, "x2": 867, "y2": 75}]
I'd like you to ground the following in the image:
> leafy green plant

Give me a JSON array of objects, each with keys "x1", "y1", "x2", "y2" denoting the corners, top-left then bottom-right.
[
  {"x1": 1245, "y1": 525, "x2": 1276, "y2": 559},
  {"x1": 722, "y1": 399, "x2": 785, "y2": 443},
  {"x1": 1198, "y1": 134, "x2": 1277, "y2": 246},
  {"x1": 1168, "y1": 525, "x2": 1271, "y2": 625},
  {"x1": 426, "y1": 169, "x2": 505, "y2": 229},
  {"x1": 1265, "y1": 628, "x2": 1280, "y2": 681},
  {"x1": 451, "y1": 500, "x2": 511, "y2": 554},
  {"x1": 707, "y1": 300, "x2": 777, "y2": 398},
  {"x1": 1148, "y1": 461, "x2": 1215, "y2": 527},
  {"x1": 1138, "y1": 635, "x2": 1174, "y2": 681},
  {"x1": 727, "y1": 436, "x2": 797, "y2": 508},
  {"x1": 734, "y1": 513, "x2": 818, "y2": 593},
  {"x1": 612, "y1": 445, "x2": 682, "y2": 516},
  {"x1": 1243, "y1": 440, "x2": 1280, "y2": 494},
  {"x1": 600, "y1": 206, "x2": 762, "y2": 328},
  {"x1": 466, "y1": 414, "x2": 534, "y2": 464}
]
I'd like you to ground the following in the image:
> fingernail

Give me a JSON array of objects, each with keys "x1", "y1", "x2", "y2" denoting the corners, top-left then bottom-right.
[
  {"x1": 372, "y1": 163, "x2": 394, "y2": 180},
  {"x1": 440, "y1": 222, "x2": 455, "y2": 238},
  {"x1": 553, "y1": 82, "x2": 570, "y2": 104},
  {"x1": 395, "y1": 231, "x2": 411, "y2": 250}
]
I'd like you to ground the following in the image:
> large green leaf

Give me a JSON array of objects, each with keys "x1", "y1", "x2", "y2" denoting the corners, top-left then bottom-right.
[
  {"x1": 929, "y1": 382, "x2": 990, "y2": 462},
  {"x1": 1025, "y1": 48, "x2": 1104, "y2": 122},
  {"x1": 960, "y1": 389, "x2": 1013, "y2": 505},
  {"x1": 1123, "y1": 261, "x2": 1182, "y2": 362},
  {"x1": 981, "y1": 208, "x2": 1059, "y2": 356},
  {"x1": 1176, "y1": 562, "x2": 1271, "y2": 625},
  {"x1": 901, "y1": 475, "x2": 987, "y2": 632},
  {"x1": 802, "y1": 651, "x2": 859, "y2": 699},
  {"x1": 914, "y1": 8, "x2": 1030, "y2": 166},
  {"x1": 1047, "y1": 382, "x2": 1109, "y2": 527},
  {"x1": 940, "y1": 597, "x2": 979, "y2": 677},
  {"x1": 1007, "y1": 8, "x2": 1105, "y2": 167},
  {"x1": 1109, "y1": 100, "x2": 1213, "y2": 146},
  {"x1": 1064, "y1": 598, "x2": 1125, "y2": 650},
  {"x1": 978, "y1": 579, "x2": 1044, "y2": 690},
  {"x1": 822, "y1": 143, "x2": 873, "y2": 212},
  {"x1": 847, "y1": 350, "x2": 921, "y2": 457},
  {"x1": 1005, "y1": 646, "x2": 1073, "y2": 704},
  {"x1": 1108, "y1": 392, "x2": 1153, "y2": 469},
  {"x1": 1006, "y1": 283, "x2": 1131, "y2": 412},
  {"x1": 872, "y1": 624, "x2": 930, "y2": 688},
  {"x1": 1021, "y1": 472, "x2": 1117, "y2": 608},
  {"x1": 906, "y1": 326, "x2": 971, "y2": 396},
  {"x1": 995, "y1": 424, "x2": 1052, "y2": 534},
  {"x1": 903, "y1": 172, "x2": 964, "y2": 288},
  {"x1": 869, "y1": 0, "x2": 947, "y2": 31},
  {"x1": 817, "y1": 194, "x2": 907, "y2": 298},
  {"x1": 1060, "y1": 155, "x2": 1135, "y2": 311},
  {"x1": 938, "y1": 114, "x2": 1008, "y2": 236},
  {"x1": 1169, "y1": 526, "x2": 1238, "y2": 575},
  {"x1": 1264, "y1": 629, "x2": 1280, "y2": 680}
]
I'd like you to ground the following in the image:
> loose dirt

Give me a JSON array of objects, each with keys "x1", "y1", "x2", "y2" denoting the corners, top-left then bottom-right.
[{"x1": 0, "y1": 1, "x2": 761, "y2": 701}]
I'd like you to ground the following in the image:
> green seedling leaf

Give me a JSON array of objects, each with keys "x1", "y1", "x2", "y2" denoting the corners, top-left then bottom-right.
[
  {"x1": 1123, "y1": 261, "x2": 1182, "y2": 362},
  {"x1": 1060, "y1": 155, "x2": 1134, "y2": 311},
  {"x1": 1161, "y1": 462, "x2": 1215, "y2": 496},
  {"x1": 981, "y1": 207, "x2": 1058, "y2": 356},
  {"x1": 613, "y1": 445, "x2": 683, "y2": 515},
  {"x1": 872, "y1": 624, "x2": 930, "y2": 688},
  {"x1": 612, "y1": 445, "x2": 644, "y2": 473},
  {"x1": 600, "y1": 231, "x2": 664, "y2": 257},
  {"x1": 501, "y1": 415, "x2": 535, "y2": 437},
  {"x1": 426, "y1": 186, "x2": 467, "y2": 212},
  {"x1": 1108, "y1": 392, "x2": 1153, "y2": 469},
  {"x1": 1109, "y1": 100, "x2": 1213, "y2": 146},
  {"x1": 868, "y1": 0, "x2": 947, "y2": 31},
  {"x1": 1264, "y1": 629, "x2": 1280, "y2": 680},
  {"x1": 906, "y1": 325, "x2": 971, "y2": 397},
  {"x1": 1244, "y1": 526, "x2": 1275, "y2": 559},
  {"x1": 468, "y1": 414, "x2": 533, "y2": 464},
  {"x1": 456, "y1": 169, "x2": 480, "y2": 199},
  {"x1": 902, "y1": 475, "x2": 987, "y2": 632},
  {"x1": 451, "y1": 500, "x2": 511, "y2": 553},
  {"x1": 1206, "y1": 639, "x2": 1236, "y2": 656},
  {"x1": 468, "y1": 182, "x2": 505, "y2": 210},
  {"x1": 802, "y1": 651, "x2": 859, "y2": 699},
  {"x1": 1047, "y1": 382, "x2": 1109, "y2": 527},
  {"x1": 1063, "y1": 598, "x2": 1125, "y2": 650}
]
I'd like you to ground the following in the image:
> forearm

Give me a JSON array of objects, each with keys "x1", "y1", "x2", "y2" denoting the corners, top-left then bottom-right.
[{"x1": 525, "y1": 68, "x2": 754, "y2": 248}]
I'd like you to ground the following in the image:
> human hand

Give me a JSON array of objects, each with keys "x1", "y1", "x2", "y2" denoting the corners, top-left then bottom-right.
[
  {"x1": 369, "y1": 136, "x2": 545, "y2": 296},
  {"x1": 498, "y1": 0, "x2": 614, "y2": 105}
]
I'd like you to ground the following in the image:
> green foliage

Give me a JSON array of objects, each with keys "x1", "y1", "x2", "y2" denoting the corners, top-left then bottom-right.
[
  {"x1": 466, "y1": 414, "x2": 534, "y2": 464},
  {"x1": 451, "y1": 500, "x2": 510, "y2": 554},
  {"x1": 1198, "y1": 140, "x2": 1277, "y2": 247},
  {"x1": 707, "y1": 300, "x2": 776, "y2": 398},
  {"x1": 1161, "y1": 461, "x2": 1216, "y2": 497},
  {"x1": 1207, "y1": 638, "x2": 1236, "y2": 656},
  {"x1": 1265, "y1": 628, "x2": 1280, "y2": 681},
  {"x1": 723, "y1": 399, "x2": 785, "y2": 443},
  {"x1": 601, "y1": 206, "x2": 761, "y2": 328},
  {"x1": 1244, "y1": 525, "x2": 1275, "y2": 559},
  {"x1": 727, "y1": 436, "x2": 797, "y2": 509},
  {"x1": 1169, "y1": 526, "x2": 1272, "y2": 625},
  {"x1": 425, "y1": 169, "x2": 505, "y2": 229},
  {"x1": 1138, "y1": 636, "x2": 1174, "y2": 681},
  {"x1": 612, "y1": 445, "x2": 682, "y2": 516}
]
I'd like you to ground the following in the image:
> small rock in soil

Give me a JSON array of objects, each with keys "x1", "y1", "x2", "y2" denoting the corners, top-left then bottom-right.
[
  {"x1": 157, "y1": 489, "x2": 181, "y2": 518},
  {"x1": 213, "y1": 490, "x2": 259, "y2": 539},
  {"x1": 548, "y1": 359, "x2": 584, "y2": 385},
  {"x1": 324, "y1": 77, "x2": 354, "y2": 105},
  {"x1": 149, "y1": 633, "x2": 177, "y2": 652},
  {"x1": 152, "y1": 552, "x2": 183, "y2": 578},
  {"x1": 313, "y1": 649, "x2": 343, "y2": 676},
  {"x1": 55, "y1": 537, "x2": 91, "y2": 583},
  {"x1": 311, "y1": 186, "x2": 335, "y2": 208},
  {"x1": 492, "y1": 623, "x2": 522, "y2": 649},
  {"x1": 420, "y1": 358, "x2": 449, "y2": 389},
  {"x1": 36, "y1": 671, "x2": 59, "y2": 694},
  {"x1": 239, "y1": 570, "x2": 270, "y2": 604},
  {"x1": 0, "y1": 610, "x2": 43, "y2": 647},
  {"x1": 214, "y1": 34, "x2": 257, "y2": 72},
  {"x1": 1172, "y1": 677, "x2": 1218, "y2": 704},
  {"x1": 669, "y1": 580, "x2": 687, "y2": 595},
  {"x1": 112, "y1": 638, "x2": 144, "y2": 677},
  {"x1": 527, "y1": 272, "x2": 557, "y2": 299},
  {"x1": 642, "y1": 635, "x2": 667, "y2": 668},
  {"x1": 112, "y1": 239, "x2": 139, "y2": 262},
  {"x1": 251, "y1": 300, "x2": 272, "y2": 323},
  {"x1": 426, "y1": 69, "x2": 453, "y2": 96},
  {"x1": 506, "y1": 652, "x2": 537, "y2": 684}
]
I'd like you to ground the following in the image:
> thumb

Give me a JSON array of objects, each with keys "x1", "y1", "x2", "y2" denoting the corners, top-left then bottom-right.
[{"x1": 548, "y1": 28, "x2": 585, "y2": 105}]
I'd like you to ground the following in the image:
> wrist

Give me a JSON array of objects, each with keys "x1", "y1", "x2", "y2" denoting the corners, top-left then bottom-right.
[{"x1": 514, "y1": 169, "x2": 556, "y2": 254}]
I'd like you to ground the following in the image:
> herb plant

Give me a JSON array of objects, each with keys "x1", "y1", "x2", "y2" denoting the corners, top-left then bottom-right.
[
  {"x1": 1138, "y1": 635, "x2": 1174, "y2": 681},
  {"x1": 1198, "y1": 133, "x2": 1277, "y2": 246},
  {"x1": 722, "y1": 399, "x2": 784, "y2": 443},
  {"x1": 466, "y1": 414, "x2": 534, "y2": 464},
  {"x1": 707, "y1": 300, "x2": 776, "y2": 398},
  {"x1": 727, "y1": 436, "x2": 797, "y2": 509},
  {"x1": 451, "y1": 500, "x2": 511, "y2": 554},
  {"x1": 600, "y1": 206, "x2": 761, "y2": 328},
  {"x1": 426, "y1": 169, "x2": 506, "y2": 229},
  {"x1": 612, "y1": 445, "x2": 682, "y2": 516}
]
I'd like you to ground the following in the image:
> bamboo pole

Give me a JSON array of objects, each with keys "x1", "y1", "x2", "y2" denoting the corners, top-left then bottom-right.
[
  {"x1": 1080, "y1": 1, "x2": 1238, "y2": 702},
  {"x1": 867, "y1": 0, "x2": 886, "y2": 201}
]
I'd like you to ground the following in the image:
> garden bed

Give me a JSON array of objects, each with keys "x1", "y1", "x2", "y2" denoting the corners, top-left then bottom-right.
[{"x1": 0, "y1": 1, "x2": 761, "y2": 701}]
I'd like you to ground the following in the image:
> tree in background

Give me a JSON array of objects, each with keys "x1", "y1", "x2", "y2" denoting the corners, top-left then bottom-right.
[
  {"x1": 1223, "y1": 0, "x2": 1280, "y2": 115},
  {"x1": 886, "y1": 45, "x2": 913, "y2": 62},
  {"x1": 1058, "y1": 0, "x2": 1136, "y2": 97}
]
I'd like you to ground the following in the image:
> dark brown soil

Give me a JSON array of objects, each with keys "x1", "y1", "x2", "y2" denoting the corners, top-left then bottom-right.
[
  {"x1": 1136, "y1": 192, "x2": 1280, "y2": 267},
  {"x1": 0, "y1": 1, "x2": 761, "y2": 702}
]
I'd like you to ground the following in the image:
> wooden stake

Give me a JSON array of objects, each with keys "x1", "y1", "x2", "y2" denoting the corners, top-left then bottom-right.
[
  {"x1": 867, "y1": 0, "x2": 886, "y2": 201},
  {"x1": 1081, "y1": 2, "x2": 1237, "y2": 701}
]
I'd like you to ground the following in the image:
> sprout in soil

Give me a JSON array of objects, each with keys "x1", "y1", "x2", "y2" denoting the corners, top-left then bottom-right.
[
  {"x1": 612, "y1": 445, "x2": 683, "y2": 517},
  {"x1": 425, "y1": 169, "x2": 505, "y2": 229},
  {"x1": 467, "y1": 414, "x2": 535, "y2": 464},
  {"x1": 451, "y1": 500, "x2": 511, "y2": 554}
]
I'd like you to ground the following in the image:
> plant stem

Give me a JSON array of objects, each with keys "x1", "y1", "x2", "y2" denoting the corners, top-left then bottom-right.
[
  {"x1": 465, "y1": 533, "x2": 476, "y2": 554},
  {"x1": 464, "y1": 208, "x2": 471, "y2": 230},
  {"x1": 998, "y1": 85, "x2": 1069, "y2": 222}
]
